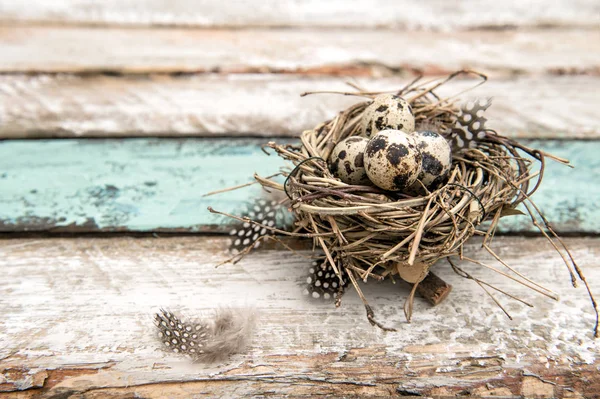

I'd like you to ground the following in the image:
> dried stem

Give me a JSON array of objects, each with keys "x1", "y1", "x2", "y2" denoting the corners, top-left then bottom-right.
[{"x1": 449, "y1": 258, "x2": 513, "y2": 320}]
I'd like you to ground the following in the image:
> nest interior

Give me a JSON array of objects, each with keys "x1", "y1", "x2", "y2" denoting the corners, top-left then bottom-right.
[{"x1": 211, "y1": 70, "x2": 598, "y2": 335}]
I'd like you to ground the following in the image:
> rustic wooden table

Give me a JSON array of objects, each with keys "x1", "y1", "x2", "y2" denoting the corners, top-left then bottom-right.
[{"x1": 0, "y1": 1, "x2": 599, "y2": 398}]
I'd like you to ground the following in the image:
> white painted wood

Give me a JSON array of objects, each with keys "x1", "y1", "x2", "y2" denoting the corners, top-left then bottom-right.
[
  {"x1": 0, "y1": 26, "x2": 598, "y2": 74},
  {"x1": 0, "y1": 236, "x2": 598, "y2": 396},
  {"x1": 0, "y1": 0, "x2": 597, "y2": 29},
  {"x1": 0, "y1": 74, "x2": 598, "y2": 139}
]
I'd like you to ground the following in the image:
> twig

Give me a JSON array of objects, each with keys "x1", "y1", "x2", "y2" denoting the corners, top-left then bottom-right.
[
  {"x1": 203, "y1": 173, "x2": 283, "y2": 197},
  {"x1": 346, "y1": 269, "x2": 396, "y2": 332},
  {"x1": 449, "y1": 258, "x2": 513, "y2": 320}
]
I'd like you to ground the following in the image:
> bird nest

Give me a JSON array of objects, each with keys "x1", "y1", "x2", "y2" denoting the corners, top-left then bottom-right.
[{"x1": 209, "y1": 70, "x2": 598, "y2": 336}]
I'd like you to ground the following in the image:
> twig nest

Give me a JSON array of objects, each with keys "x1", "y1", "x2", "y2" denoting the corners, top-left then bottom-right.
[
  {"x1": 364, "y1": 130, "x2": 422, "y2": 191},
  {"x1": 218, "y1": 71, "x2": 598, "y2": 337},
  {"x1": 329, "y1": 137, "x2": 371, "y2": 185},
  {"x1": 412, "y1": 130, "x2": 453, "y2": 188},
  {"x1": 360, "y1": 94, "x2": 415, "y2": 138}
]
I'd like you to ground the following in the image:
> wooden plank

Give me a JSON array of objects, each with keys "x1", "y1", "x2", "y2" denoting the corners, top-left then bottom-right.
[
  {"x1": 1, "y1": 26, "x2": 598, "y2": 75},
  {"x1": 0, "y1": 0, "x2": 598, "y2": 29},
  {"x1": 0, "y1": 236, "x2": 598, "y2": 397},
  {"x1": 1, "y1": 74, "x2": 599, "y2": 140},
  {"x1": 0, "y1": 138, "x2": 597, "y2": 234}
]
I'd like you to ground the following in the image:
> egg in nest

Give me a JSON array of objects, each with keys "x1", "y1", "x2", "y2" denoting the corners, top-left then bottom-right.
[
  {"x1": 364, "y1": 130, "x2": 421, "y2": 191},
  {"x1": 329, "y1": 137, "x2": 370, "y2": 185},
  {"x1": 412, "y1": 130, "x2": 453, "y2": 189},
  {"x1": 360, "y1": 94, "x2": 415, "y2": 138}
]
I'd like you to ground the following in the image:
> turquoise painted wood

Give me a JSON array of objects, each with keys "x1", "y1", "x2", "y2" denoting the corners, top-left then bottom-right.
[
  {"x1": 0, "y1": 139, "x2": 285, "y2": 233},
  {"x1": 0, "y1": 138, "x2": 597, "y2": 233}
]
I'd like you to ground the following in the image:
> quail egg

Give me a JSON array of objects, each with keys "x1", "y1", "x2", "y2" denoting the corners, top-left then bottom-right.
[
  {"x1": 364, "y1": 130, "x2": 422, "y2": 191},
  {"x1": 329, "y1": 136, "x2": 371, "y2": 185},
  {"x1": 360, "y1": 94, "x2": 415, "y2": 138},
  {"x1": 412, "y1": 130, "x2": 453, "y2": 189}
]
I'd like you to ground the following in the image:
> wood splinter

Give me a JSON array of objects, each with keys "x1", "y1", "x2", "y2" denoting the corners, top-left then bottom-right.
[{"x1": 415, "y1": 272, "x2": 453, "y2": 306}]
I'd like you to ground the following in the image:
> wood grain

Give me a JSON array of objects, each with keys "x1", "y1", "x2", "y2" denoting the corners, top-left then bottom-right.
[
  {"x1": 0, "y1": 236, "x2": 598, "y2": 397},
  {"x1": 0, "y1": 138, "x2": 597, "y2": 234},
  {"x1": 0, "y1": 0, "x2": 598, "y2": 29},
  {"x1": 1, "y1": 74, "x2": 599, "y2": 139},
  {"x1": 1, "y1": 26, "x2": 598, "y2": 75}
]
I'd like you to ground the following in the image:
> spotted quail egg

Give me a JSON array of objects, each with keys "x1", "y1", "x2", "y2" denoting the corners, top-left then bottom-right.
[
  {"x1": 412, "y1": 130, "x2": 453, "y2": 189},
  {"x1": 329, "y1": 136, "x2": 371, "y2": 185},
  {"x1": 364, "y1": 130, "x2": 422, "y2": 191},
  {"x1": 360, "y1": 94, "x2": 415, "y2": 138}
]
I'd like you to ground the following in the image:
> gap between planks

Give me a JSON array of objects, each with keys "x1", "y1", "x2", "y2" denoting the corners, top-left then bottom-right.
[
  {"x1": 0, "y1": 26, "x2": 598, "y2": 75},
  {"x1": 0, "y1": 74, "x2": 599, "y2": 139},
  {"x1": 0, "y1": 236, "x2": 598, "y2": 397},
  {"x1": 0, "y1": 0, "x2": 598, "y2": 29}
]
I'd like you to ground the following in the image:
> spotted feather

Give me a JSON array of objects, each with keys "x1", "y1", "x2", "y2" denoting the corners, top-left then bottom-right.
[
  {"x1": 228, "y1": 199, "x2": 292, "y2": 254},
  {"x1": 154, "y1": 309, "x2": 209, "y2": 356},
  {"x1": 303, "y1": 259, "x2": 348, "y2": 300},
  {"x1": 451, "y1": 98, "x2": 492, "y2": 151}
]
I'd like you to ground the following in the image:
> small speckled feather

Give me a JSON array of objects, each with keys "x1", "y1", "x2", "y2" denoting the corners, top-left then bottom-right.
[
  {"x1": 154, "y1": 307, "x2": 256, "y2": 362},
  {"x1": 451, "y1": 98, "x2": 493, "y2": 150}
]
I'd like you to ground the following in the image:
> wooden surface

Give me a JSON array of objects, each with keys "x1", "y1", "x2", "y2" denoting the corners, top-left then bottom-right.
[
  {"x1": 1, "y1": 26, "x2": 598, "y2": 75},
  {"x1": 0, "y1": 138, "x2": 598, "y2": 234},
  {"x1": 1, "y1": 2, "x2": 599, "y2": 397},
  {"x1": 0, "y1": 236, "x2": 598, "y2": 398},
  {"x1": 1, "y1": 0, "x2": 598, "y2": 29},
  {"x1": 1, "y1": 75, "x2": 599, "y2": 139}
]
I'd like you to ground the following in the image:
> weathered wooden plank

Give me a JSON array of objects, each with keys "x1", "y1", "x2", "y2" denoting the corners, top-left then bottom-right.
[
  {"x1": 0, "y1": 138, "x2": 597, "y2": 233},
  {"x1": 1, "y1": 74, "x2": 599, "y2": 139},
  {"x1": 0, "y1": 138, "x2": 283, "y2": 233},
  {"x1": 0, "y1": 236, "x2": 598, "y2": 397},
  {"x1": 1, "y1": 26, "x2": 598, "y2": 75},
  {"x1": 0, "y1": 0, "x2": 598, "y2": 29}
]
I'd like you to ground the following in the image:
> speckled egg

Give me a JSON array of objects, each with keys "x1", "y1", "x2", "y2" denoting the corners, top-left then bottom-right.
[
  {"x1": 364, "y1": 130, "x2": 422, "y2": 191},
  {"x1": 360, "y1": 94, "x2": 415, "y2": 138},
  {"x1": 329, "y1": 137, "x2": 371, "y2": 185},
  {"x1": 412, "y1": 130, "x2": 453, "y2": 189}
]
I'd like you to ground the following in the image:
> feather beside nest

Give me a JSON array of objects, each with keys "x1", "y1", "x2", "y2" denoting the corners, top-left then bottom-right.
[{"x1": 155, "y1": 307, "x2": 256, "y2": 362}]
